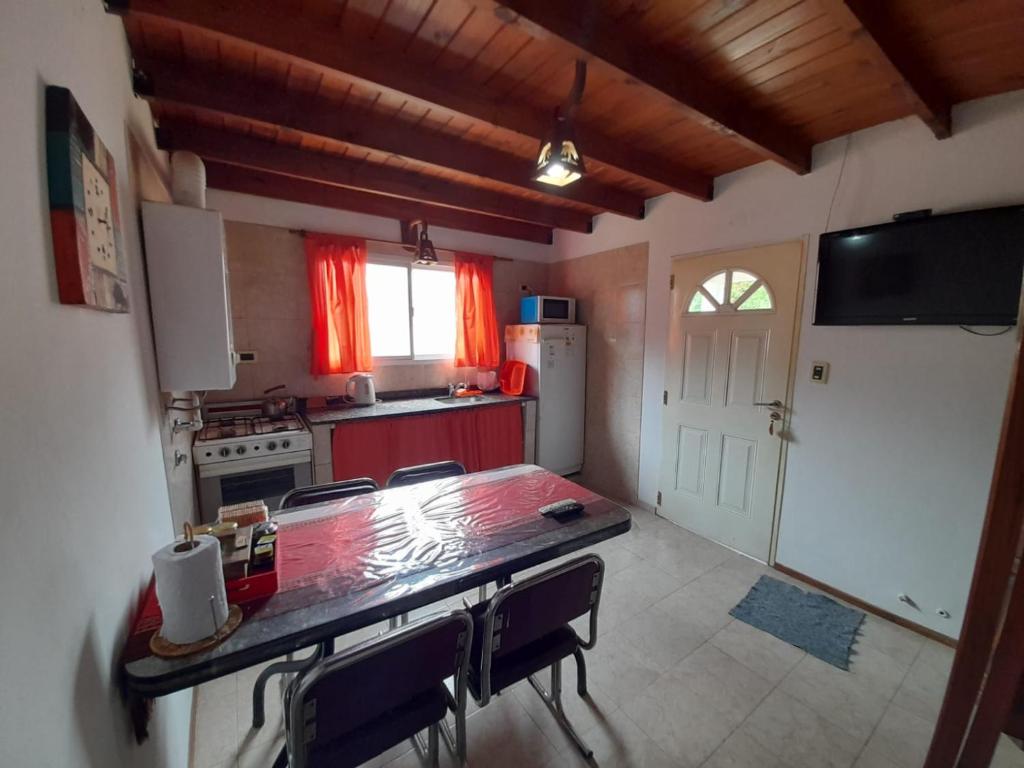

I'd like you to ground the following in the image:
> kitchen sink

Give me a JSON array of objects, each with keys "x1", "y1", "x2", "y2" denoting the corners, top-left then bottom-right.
[{"x1": 434, "y1": 395, "x2": 488, "y2": 404}]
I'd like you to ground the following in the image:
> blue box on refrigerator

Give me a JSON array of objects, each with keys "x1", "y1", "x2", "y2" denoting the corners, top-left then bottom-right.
[{"x1": 520, "y1": 295, "x2": 576, "y2": 324}]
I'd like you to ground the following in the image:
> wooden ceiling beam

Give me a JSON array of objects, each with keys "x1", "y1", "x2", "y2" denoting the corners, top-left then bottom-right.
[
  {"x1": 817, "y1": 0, "x2": 953, "y2": 139},
  {"x1": 156, "y1": 119, "x2": 594, "y2": 233},
  {"x1": 135, "y1": 58, "x2": 646, "y2": 220},
  {"x1": 203, "y1": 162, "x2": 555, "y2": 244},
  {"x1": 110, "y1": 0, "x2": 713, "y2": 200},
  {"x1": 473, "y1": 0, "x2": 812, "y2": 173}
]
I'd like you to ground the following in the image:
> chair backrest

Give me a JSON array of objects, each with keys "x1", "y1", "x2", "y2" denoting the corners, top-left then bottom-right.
[
  {"x1": 386, "y1": 460, "x2": 467, "y2": 488},
  {"x1": 279, "y1": 478, "x2": 379, "y2": 510},
  {"x1": 485, "y1": 554, "x2": 604, "y2": 662},
  {"x1": 285, "y1": 611, "x2": 473, "y2": 768}
]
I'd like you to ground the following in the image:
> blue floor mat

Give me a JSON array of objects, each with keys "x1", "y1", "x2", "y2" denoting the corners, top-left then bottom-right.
[{"x1": 730, "y1": 575, "x2": 865, "y2": 670}]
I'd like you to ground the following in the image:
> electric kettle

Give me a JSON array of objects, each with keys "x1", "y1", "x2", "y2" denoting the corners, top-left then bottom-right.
[{"x1": 345, "y1": 373, "x2": 376, "y2": 406}]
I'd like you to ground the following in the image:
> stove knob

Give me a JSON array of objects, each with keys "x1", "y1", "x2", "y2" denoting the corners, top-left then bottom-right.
[
  {"x1": 267, "y1": 441, "x2": 277, "y2": 451},
  {"x1": 281, "y1": 439, "x2": 291, "y2": 449},
  {"x1": 236, "y1": 446, "x2": 247, "y2": 455},
  {"x1": 218, "y1": 447, "x2": 231, "y2": 458}
]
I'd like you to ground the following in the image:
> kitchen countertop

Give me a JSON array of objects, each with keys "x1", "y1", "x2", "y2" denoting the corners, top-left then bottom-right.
[{"x1": 304, "y1": 392, "x2": 534, "y2": 425}]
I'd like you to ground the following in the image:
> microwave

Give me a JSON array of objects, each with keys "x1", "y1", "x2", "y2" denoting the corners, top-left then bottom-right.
[{"x1": 520, "y1": 295, "x2": 576, "y2": 324}]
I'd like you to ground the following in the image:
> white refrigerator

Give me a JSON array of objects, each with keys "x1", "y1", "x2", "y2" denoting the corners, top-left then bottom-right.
[{"x1": 505, "y1": 324, "x2": 587, "y2": 475}]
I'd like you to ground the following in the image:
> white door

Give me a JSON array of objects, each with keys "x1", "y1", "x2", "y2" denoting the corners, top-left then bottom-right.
[{"x1": 659, "y1": 241, "x2": 804, "y2": 560}]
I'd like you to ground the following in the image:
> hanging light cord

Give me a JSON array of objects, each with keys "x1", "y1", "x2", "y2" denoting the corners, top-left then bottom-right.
[
  {"x1": 560, "y1": 60, "x2": 587, "y2": 121},
  {"x1": 823, "y1": 134, "x2": 852, "y2": 233}
]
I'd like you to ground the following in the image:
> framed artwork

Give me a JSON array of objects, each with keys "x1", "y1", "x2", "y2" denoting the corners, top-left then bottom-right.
[{"x1": 45, "y1": 85, "x2": 129, "y2": 312}]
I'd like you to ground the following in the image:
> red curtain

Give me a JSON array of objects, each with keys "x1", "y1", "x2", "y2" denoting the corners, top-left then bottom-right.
[
  {"x1": 305, "y1": 233, "x2": 372, "y2": 375},
  {"x1": 332, "y1": 404, "x2": 524, "y2": 486},
  {"x1": 454, "y1": 252, "x2": 500, "y2": 369}
]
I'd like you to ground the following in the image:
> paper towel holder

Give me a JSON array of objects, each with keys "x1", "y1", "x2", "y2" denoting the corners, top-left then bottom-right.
[{"x1": 173, "y1": 522, "x2": 200, "y2": 554}]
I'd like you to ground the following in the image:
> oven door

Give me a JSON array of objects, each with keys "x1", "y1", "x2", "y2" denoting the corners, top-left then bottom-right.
[{"x1": 197, "y1": 452, "x2": 313, "y2": 523}]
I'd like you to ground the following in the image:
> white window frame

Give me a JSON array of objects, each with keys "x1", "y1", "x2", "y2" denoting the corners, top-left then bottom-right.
[
  {"x1": 367, "y1": 253, "x2": 456, "y2": 364},
  {"x1": 685, "y1": 267, "x2": 775, "y2": 316}
]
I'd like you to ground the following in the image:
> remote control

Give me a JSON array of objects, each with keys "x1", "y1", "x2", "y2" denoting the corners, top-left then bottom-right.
[{"x1": 539, "y1": 499, "x2": 585, "y2": 520}]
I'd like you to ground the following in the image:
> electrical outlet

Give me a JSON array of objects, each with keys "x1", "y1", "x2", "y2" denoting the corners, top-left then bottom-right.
[{"x1": 235, "y1": 350, "x2": 258, "y2": 364}]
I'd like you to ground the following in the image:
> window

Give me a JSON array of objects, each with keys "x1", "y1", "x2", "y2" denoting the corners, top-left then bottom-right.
[
  {"x1": 365, "y1": 258, "x2": 456, "y2": 360},
  {"x1": 686, "y1": 268, "x2": 774, "y2": 314}
]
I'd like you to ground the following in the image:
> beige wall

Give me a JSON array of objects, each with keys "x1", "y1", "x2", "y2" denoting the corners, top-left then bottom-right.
[
  {"x1": 213, "y1": 221, "x2": 549, "y2": 401},
  {"x1": 549, "y1": 244, "x2": 648, "y2": 504}
]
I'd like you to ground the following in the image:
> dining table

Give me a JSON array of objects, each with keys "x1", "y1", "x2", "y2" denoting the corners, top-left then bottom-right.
[{"x1": 121, "y1": 464, "x2": 632, "y2": 718}]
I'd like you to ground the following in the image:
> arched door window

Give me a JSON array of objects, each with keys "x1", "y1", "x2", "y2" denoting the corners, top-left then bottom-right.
[{"x1": 686, "y1": 268, "x2": 774, "y2": 314}]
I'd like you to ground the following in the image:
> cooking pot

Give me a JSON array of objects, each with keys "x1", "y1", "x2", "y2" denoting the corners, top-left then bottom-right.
[{"x1": 262, "y1": 385, "x2": 294, "y2": 418}]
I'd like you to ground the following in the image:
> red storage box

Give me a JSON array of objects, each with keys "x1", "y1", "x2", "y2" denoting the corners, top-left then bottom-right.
[
  {"x1": 226, "y1": 558, "x2": 279, "y2": 605},
  {"x1": 500, "y1": 360, "x2": 527, "y2": 395}
]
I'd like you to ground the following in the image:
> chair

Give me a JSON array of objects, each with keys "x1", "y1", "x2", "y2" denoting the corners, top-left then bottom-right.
[
  {"x1": 273, "y1": 611, "x2": 474, "y2": 768},
  {"x1": 467, "y1": 555, "x2": 604, "y2": 758},
  {"x1": 248, "y1": 477, "x2": 382, "y2": 729},
  {"x1": 279, "y1": 477, "x2": 379, "y2": 510},
  {"x1": 386, "y1": 460, "x2": 466, "y2": 488}
]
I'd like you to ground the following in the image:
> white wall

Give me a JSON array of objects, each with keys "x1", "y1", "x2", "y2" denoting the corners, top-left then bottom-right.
[
  {"x1": 206, "y1": 189, "x2": 556, "y2": 263},
  {"x1": 553, "y1": 90, "x2": 1024, "y2": 636},
  {"x1": 0, "y1": 2, "x2": 190, "y2": 766}
]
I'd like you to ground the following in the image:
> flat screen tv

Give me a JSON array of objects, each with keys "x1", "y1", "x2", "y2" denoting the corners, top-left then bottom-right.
[{"x1": 814, "y1": 206, "x2": 1024, "y2": 326}]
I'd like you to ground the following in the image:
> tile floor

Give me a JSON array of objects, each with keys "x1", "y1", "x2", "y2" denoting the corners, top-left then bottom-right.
[{"x1": 191, "y1": 506, "x2": 1024, "y2": 768}]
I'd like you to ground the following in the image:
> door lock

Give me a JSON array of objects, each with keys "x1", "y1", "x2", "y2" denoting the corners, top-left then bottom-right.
[{"x1": 769, "y1": 410, "x2": 782, "y2": 436}]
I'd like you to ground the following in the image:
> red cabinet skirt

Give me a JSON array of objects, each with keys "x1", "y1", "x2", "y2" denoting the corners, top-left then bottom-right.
[{"x1": 332, "y1": 403, "x2": 524, "y2": 486}]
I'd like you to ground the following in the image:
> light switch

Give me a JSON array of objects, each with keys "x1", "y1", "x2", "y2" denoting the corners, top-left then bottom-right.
[{"x1": 811, "y1": 361, "x2": 829, "y2": 383}]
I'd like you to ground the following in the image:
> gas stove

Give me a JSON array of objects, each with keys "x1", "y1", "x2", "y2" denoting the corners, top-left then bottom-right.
[
  {"x1": 193, "y1": 414, "x2": 312, "y2": 465},
  {"x1": 193, "y1": 403, "x2": 314, "y2": 522}
]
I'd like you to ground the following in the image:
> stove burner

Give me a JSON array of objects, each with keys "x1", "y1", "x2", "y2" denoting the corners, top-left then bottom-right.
[{"x1": 196, "y1": 413, "x2": 306, "y2": 442}]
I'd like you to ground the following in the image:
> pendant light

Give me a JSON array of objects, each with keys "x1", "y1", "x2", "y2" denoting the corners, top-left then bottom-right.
[
  {"x1": 412, "y1": 221, "x2": 439, "y2": 265},
  {"x1": 534, "y1": 61, "x2": 587, "y2": 187}
]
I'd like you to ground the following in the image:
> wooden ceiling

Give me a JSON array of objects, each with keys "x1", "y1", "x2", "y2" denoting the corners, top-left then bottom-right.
[{"x1": 108, "y1": 0, "x2": 1024, "y2": 243}]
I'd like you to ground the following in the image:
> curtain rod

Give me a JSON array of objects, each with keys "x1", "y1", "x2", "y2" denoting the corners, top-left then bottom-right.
[{"x1": 286, "y1": 228, "x2": 514, "y2": 262}]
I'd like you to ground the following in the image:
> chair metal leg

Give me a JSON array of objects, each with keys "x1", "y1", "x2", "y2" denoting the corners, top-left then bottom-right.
[
  {"x1": 440, "y1": 679, "x2": 468, "y2": 765},
  {"x1": 454, "y1": 683, "x2": 467, "y2": 765},
  {"x1": 411, "y1": 721, "x2": 443, "y2": 767},
  {"x1": 573, "y1": 646, "x2": 589, "y2": 698},
  {"x1": 251, "y1": 645, "x2": 323, "y2": 729},
  {"x1": 527, "y1": 658, "x2": 594, "y2": 759},
  {"x1": 428, "y1": 722, "x2": 440, "y2": 767}
]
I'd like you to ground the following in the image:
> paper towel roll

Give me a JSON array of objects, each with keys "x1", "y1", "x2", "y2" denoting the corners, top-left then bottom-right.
[{"x1": 152, "y1": 534, "x2": 229, "y2": 645}]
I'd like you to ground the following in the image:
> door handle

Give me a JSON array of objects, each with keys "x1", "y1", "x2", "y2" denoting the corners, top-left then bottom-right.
[{"x1": 755, "y1": 400, "x2": 784, "y2": 409}]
